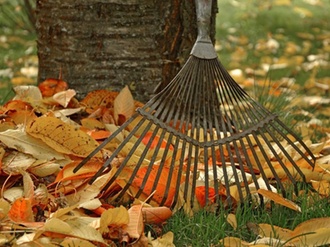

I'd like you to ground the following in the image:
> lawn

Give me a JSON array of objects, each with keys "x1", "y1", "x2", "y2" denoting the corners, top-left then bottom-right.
[{"x1": 0, "y1": 0, "x2": 330, "y2": 246}]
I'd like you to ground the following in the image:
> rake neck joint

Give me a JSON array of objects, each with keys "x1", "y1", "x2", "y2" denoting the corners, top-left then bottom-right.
[{"x1": 191, "y1": 0, "x2": 217, "y2": 59}]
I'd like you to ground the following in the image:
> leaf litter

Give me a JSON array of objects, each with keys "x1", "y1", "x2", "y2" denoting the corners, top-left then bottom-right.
[{"x1": 0, "y1": 80, "x2": 329, "y2": 246}]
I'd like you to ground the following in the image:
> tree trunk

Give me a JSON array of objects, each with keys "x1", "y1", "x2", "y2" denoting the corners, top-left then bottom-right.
[{"x1": 36, "y1": 0, "x2": 217, "y2": 102}]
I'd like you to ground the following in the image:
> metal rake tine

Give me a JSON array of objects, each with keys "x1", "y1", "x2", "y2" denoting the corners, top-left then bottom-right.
[
  {"x1": 158, "y1": 132, "x2": 180, "y2": 206},
  {"x1": 274, "y1": 119, "x2": 316, "y2": 166},
  {"x1": 242, "y1": 133, "x2": 273, "y2": 192},
  {"x1": 251, "y1": 130, "x2": 287, "y2": 194},
  {"x1": 263, "y1": 123, "x2": 313, "y2": 183},
  {"x1": 73, "y1": 112, "x2": 140, "y2": 173},
  {"x1": 98, "y1": 119, "x2": 155, "y2": 193},
  {"x1": 134, "y1": 128, "x2": 170, "y2": 201},
  {"x1": 111, "y1": 124, "x2": 162, "y2": 201}
]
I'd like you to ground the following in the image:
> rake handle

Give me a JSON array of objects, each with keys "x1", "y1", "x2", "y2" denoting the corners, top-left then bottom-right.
[{"x1": 191, "y1": 0, "x2": 217, "y2": 59}]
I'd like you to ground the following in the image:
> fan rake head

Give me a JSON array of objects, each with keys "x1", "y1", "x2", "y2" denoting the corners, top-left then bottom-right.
[{"x1": 74, "y1": 0, "x2": 315, "y2": 209}]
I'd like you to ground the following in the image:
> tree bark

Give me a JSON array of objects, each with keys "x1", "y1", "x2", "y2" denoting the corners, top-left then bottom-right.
[{"x1": 36, "y1": 0, "x2": 217, "y2": 102}]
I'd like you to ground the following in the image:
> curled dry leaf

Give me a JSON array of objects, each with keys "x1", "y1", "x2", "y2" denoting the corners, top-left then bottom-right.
[
  {"x1": 52, "y1": 89, "x2": 76, "y2": 107},
  {"x1": 28, "y1": 161, "x2": 61, "y2": 177},
  {"x1": 26, "y1": 116, "x2": 102, "y2": 158},
  {"x1": 38, "y1": 78, "x2": 69, "y2": 97},
  {"x1": 1, "y1": 151, "x2": 37, "y2": 175}
]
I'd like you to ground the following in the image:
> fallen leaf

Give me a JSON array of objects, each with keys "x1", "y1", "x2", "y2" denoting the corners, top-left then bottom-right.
[
  {"x1": 8, "y1": 197, "x2": 34, "y2": 223},
  {"x1": 26, "y1": 116, "x2": 102, "y2": 157},
  {"x1": 0, "y1": 125, "x2": 66, "y2": 160},
  {"x1": 99, "y1": 206, "x2": 129, "y2": 234},
  {"x1": 142, "y1": 206, "x2": 172, "y2": 224},
  {"x1": 114, "y1": 86, "x2": 135, "y2": 125},
  {"x1": 257, "y1": 189, "x2": 301, "y2": 212},
  {"x1": 125, "y1": 204, "x2": 144, "y2": 239}
]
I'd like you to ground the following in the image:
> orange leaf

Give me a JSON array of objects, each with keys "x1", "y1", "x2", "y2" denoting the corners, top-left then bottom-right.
[
  {"x1": 132, "y1": 166, "x2": 183, "y2": 206},
  {"x1": 142, "y1": 206, "x2": 172, "y2": 224},
  {"x1": 3, "y1": 99, "x2": 33, "y2": 111},
  {"x1": 54, "y1": 160, "x2": 103, "y2": 183},
  {"x1": 195, "y1": 186, "x2": 216, "y2": 207},
  {"x1": 38, "y1": 78, "x2": 69, "y2": 97},
  {"x1": 8, "y1": 197, "x2": 34, "y2": 223},
  {"x1": 88, "y1": 129, "x2": 111, "y2": 140}
]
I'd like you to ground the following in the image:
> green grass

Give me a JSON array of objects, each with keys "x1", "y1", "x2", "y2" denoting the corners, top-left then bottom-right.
[{"x1": 164, "y1": 192, "x2": 330, "y2": 246}]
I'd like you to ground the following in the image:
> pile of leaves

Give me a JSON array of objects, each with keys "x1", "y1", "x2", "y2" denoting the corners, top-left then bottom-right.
[
  {"x1": 0, "y1": 79, "x2": 330, "y2": 246},
  {"x1": 0, "y1": 79, "x2": 174, "y2": 246}
]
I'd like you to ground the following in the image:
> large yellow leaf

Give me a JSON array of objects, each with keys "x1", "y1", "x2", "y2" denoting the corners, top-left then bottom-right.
[
  {"x1": 257, "y1": 189, "x2": 301, "y2": 212},
  {"x1": 26, "y1": 116, "x2": 101, "y2": 158},
  {"x1": 0, "y1": 125, "x2": 66, "y2": 160},
  {"x1": 257, "y1": 223, "x2": 293, "y2": 240}
]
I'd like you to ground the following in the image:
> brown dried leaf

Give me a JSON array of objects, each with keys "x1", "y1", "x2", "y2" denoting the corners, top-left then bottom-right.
[
  {"x1": 257, "y1": 189, "x2": 301, "y2": 212},
  {"x1": 80, "y1": 89, "x2": 119, "y2": 114},
  {"x1": 142, "y1": 206, "x2": 172, "y2": 224}
]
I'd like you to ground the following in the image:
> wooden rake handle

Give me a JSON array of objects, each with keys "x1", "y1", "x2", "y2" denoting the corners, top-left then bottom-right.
[{"x1": 191, "y1": 0, "x2": 217, "y2": 59}]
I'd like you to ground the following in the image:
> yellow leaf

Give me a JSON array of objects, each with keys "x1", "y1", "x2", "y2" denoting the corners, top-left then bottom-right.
[
  {"x1": 45, "y1": 218, "x2": 72, "y2": 234},
  {"x1": 293, "y1": 7, "x2": 313, "y2": 17},
  {"x1": 0, "y1": 198, "x2": 11, "y2": 220},
  {"x1": 292, "y1": 217, "x2": 330, "y2": 236},
  {"x1": 226, "y1": 213, "x2": 237, "y2": 230},
  {"x1": 61, "y1": 238, "x2": 97, "y2": 247},
  {"x1": 150, "y1": 231, "x2": 175, "y2": 247},
  {"x1": 257, "y1": 223, "x2": 293, "y2": 240},
  {"x1": 26, "y1": 116, "x2": 101, "y2": 157},
  {"x1": 311, "y1": 180, "x2": 330, "y2": 196},
  {"x1": 99, "y1": 206, "x2": 129, "y2": 234},
  {"x1": 219, "y1": 237, "x2": 250, "y2": 247},
  {"x1": 291, "y1": 228, "x2": 330, "y2": 246}
]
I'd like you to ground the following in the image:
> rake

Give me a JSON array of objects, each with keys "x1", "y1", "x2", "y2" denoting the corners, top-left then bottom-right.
[{"x1": 74, "y1": 0, "x2": 315, "y2": 208}]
